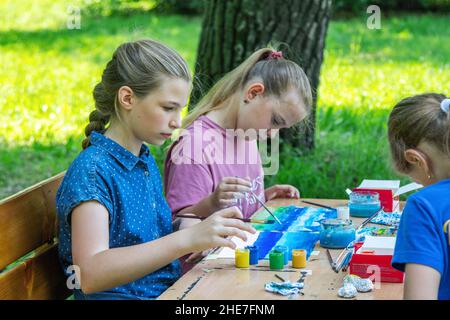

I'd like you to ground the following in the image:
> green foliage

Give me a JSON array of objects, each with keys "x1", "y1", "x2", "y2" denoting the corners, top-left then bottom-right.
[
  {"x1": 82, "y1": 0, "x2": 158, "y2": 17},
  {"x1": 333, "y1": 0, "x2": 450, "y2": 13},
  {"x1": 0, "y1": 0, "x2": 449, "y2": 201},
  {"x1": 273, "y1": 13, "x2": 449, "y2": 199},
  {"x1": 154, "y1": 0, "x2": 205, "y2": 15},
  {"x1": 0, "y1": 0, "x2": 201, "y2": 198}
]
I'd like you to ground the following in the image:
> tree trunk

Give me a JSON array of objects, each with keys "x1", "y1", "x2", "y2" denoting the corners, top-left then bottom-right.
[{"x1": 190, "y1": 0, "x2": 332, "y2": 151}]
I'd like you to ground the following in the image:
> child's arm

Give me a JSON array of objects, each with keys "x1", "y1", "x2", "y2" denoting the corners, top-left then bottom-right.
[
  {"x1": 177, "y1": 195, "x2": 218, "y2": 218},
  {"x1": 72, "y1": 201, "x2": 255, "y2": 294},
  {"x1": 404, "y1": 263, "x2": 441, "y2": 299},
  {"x1": 177, "y1": 177, "x2": 252, "y2": 218}
]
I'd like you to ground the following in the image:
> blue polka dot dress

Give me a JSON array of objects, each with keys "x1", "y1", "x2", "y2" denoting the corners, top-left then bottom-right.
[{"x1": 56, "y1": 131, "x2": 181, "y2": 299}]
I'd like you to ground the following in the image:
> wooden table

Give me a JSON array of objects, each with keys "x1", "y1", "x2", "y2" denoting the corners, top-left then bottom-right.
[{"x1": 158, "y1": 198, "x2": 404, "y2": 300}]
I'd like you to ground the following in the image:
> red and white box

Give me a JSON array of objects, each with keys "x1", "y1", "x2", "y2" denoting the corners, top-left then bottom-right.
[
  {"x1": 352, "y1": 180, "x2": 422, "y2": 213},
  {"x1": 349, "y1": 237, "x2": 404, "y2": 283}
]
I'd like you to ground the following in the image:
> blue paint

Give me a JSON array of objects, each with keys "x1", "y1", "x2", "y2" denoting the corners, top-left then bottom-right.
[
  {"x1": 349, "y1": 203, "x2": 381, "y2": 217},
  {"x1": 279, "y1": 231, "x2": 320, "y2": 260},
  {"x1": 349, "y1": 191, "x2": 381, "y2": 218},
  {"x1": 253, "y1": 232, "x2": 283, "y2": 259},
  {"x1": 273, "y1": 245, "x2": 288, "y2": 265},
  {"x1": 254, "y1": 231, "x2": 320, "y2": 260},
  {"x1": 319, "y1": 219, "x2": 356, "y2": 249},
  {"x1": 253, "y1": 206, "x2": 337, "y2": 232},
  {"x1": 251, "y1": 206, "x2": 340, "y2": 260},
  {"x1": 246, "y1": 245, "x2": 259, "y2": 265}
]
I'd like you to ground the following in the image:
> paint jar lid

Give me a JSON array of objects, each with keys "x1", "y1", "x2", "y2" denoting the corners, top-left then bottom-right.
[{"x1": 270, "y1": 249, "x2": 284, "y2": 255}]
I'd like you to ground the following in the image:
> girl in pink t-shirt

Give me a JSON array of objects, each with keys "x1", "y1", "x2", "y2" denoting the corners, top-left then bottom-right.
[{"x1": 164, "y1": 48, "x2": 312, "y2": 272}]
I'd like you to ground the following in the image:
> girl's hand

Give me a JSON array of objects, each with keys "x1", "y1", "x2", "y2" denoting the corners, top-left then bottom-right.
[
  {"x1": 265, "y1": 184, "x2": 300, "y2": 200},
  {"x1": 185, "y1": 206, "x2": 256, "y2": 253},
  {"x1": 210, "y1": 177, "x2": 252, "y2": 210},
  {"x1": 185, "y1": 249, "x2": 212, "y2": 264}
]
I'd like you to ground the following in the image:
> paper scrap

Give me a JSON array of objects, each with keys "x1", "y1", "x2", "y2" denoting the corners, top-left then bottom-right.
[
  {"x1": 358, "y1": 179, "x2": 400, "y2": 190},
  {"x1": 394, "y1": 182, "x2": 423, "y2": 196},
  {"x1": 216, "y1": 231, "x2": 260, "y2": 259}
]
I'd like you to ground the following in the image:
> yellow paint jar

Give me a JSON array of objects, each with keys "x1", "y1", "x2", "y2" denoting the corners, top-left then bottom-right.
[
  {"x1": 292, "y1": 249, "x2": 307, "y2": 269},
  {"x1": 235, "y1": 248, "x2": 250, "y2": 268}
]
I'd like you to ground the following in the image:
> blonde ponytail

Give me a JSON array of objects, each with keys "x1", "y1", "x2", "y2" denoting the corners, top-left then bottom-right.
[{"x1": 182, "y1": 47, "x2": 312, "y2": 129}]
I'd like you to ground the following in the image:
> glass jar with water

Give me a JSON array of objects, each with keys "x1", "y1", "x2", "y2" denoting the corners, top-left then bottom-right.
[{"x1": 349, "y1": 191, "x2": 381, "y2": 218}]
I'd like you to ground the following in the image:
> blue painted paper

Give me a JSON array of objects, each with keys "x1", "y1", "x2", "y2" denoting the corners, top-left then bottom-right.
[{"x1": 251, "y1": 206, "x2": 337, "y2": 260}]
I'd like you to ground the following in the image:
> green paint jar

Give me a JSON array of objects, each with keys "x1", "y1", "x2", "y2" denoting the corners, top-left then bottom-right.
[{"x1": 269, "y1": 250, "x2": 284, "y2": 270}]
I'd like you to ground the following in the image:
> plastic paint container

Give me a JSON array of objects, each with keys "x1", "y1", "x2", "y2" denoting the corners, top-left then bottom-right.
[
  {"x1": 269, "y1": 250, "x2": 285, "y2": 270},
  {"x1": 246, "y1": 245, "x2": 259, "y2": 265},
  {"x1": 292, "y1": 249, "x2": 307, "y2": 269},
  {"x1": 235, "y1": 248, "x2": 250, "y2": 268},
  {"x1": 273, "y1": 245, "x2": 288, "y2": 265},
  {"x1": 319, "y1": 219, "x2": 356, "y2": 249},
  {"x1": 349, "y1": 191, "x2": 381, "y2": 218}
]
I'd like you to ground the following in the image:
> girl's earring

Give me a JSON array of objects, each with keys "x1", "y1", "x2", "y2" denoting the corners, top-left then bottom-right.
[{"x1": 244, "y1": 99, "x2": 249, "y2": 104}]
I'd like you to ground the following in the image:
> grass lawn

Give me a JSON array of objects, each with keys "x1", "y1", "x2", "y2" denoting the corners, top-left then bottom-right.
[{"x1": 1, "y1": 0, "x2": 449, "y2": 200}]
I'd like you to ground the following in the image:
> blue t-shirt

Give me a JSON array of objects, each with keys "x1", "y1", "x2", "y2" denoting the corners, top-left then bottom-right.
[
  {"x1": 392, "y1": 178, "x2": 450, "y2": 300},
  {"x1": 56, "y1": 131, "x2": 181, "y2": 299}
]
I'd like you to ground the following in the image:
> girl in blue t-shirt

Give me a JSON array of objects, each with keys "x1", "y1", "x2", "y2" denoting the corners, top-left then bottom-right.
[
  {"x1": 56, "y1": 39, "x2": 255, "y2": 300},
  {"x1": 388, "y1": 93, "x2": 450, "y2": 300}
]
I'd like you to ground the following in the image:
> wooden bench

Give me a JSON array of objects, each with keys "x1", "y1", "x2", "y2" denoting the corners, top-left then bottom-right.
[{"x1": 0, "y1": 172, "x2": 71, "y2": 299}]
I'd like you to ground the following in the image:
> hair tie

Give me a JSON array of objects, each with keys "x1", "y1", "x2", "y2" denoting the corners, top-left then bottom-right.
[
  {"x1": 441, "y1": 98, "x2": 450, "y2": 114},
  {"x1": 268, "y1": 51, "x2": 283, "y2": 60}
]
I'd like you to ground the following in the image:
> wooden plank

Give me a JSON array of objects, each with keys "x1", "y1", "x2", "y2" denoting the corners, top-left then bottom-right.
[
  {"x1": 0, "y1": 172, "x2": 65, "y2": 270},
  {"x1": 0, "y1": 242, "x2": 71, "y2": 300},
  {"x1": 158, "y1": 198, "x2": 405, "y2": 300}
]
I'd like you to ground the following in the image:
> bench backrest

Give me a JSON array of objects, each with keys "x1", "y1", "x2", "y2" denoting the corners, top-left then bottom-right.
[{"x1": 0, "y1": 172, "x2": 71, "y2": 299}]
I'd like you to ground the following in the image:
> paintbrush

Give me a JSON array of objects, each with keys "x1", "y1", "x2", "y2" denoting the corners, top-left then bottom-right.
[
  {"x1": 332, "y1": 245, "x2": 353, "y2": 273},
  {"x1": 342, "y1": 257, "x2": 351, "y2": 272},
  {"x1": 326, "y1": 249, "x2": 337, "y2": 272},
  {"x1": 336, "y1": 250, "x2": 353, "y2": 273},
  {"x1": 357, "y1": 207, "x2": 384, "y2": 230},
  {"x1": 332, "y1": 208, "x2": 385, "y2": 272},
  {"x1": 301, "y1": 200, "x2": 335, "y2": 211},
  {"x1": 250, "y1": 191, "x2": 283, "y2": 226},
  {"x1": 275, "y1": 274, "x2": 286, "y2": 282},
  {"x1": 175, "y1": 214, "x2": 275, "y2": 224}
]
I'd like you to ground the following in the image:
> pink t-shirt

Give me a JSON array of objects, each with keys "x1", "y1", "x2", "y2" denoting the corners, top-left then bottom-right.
[{"x1": 164, "y1": 115, "x2": 265, "y2": 219}]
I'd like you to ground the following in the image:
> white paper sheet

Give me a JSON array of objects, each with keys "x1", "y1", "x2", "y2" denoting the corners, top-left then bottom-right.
[
  {"x1": 358, "y1": 236, "x2": 396, "y2": 255},
  {"x1": 358, "y1": 179, "x2": 400, "y2": 190},
  {"x1": 394, "y1": 182, "x2": 423, "y2": 196}
]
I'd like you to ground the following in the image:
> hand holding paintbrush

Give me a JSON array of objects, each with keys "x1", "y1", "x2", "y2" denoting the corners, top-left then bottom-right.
[
  {"x1": 250, "y1": 190, "x2": 283, "y2": 226},
  {"x1": 210, "y1": 176, "x2": 253, "y2": 209},
  {"x1": 180, "y1": 207, "x2": 256, "y2": 252}
]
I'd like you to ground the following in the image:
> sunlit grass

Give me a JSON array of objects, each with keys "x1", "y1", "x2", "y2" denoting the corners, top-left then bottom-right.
[
  {"x1": 0, "y1": 1, "x2": 449, "y2": 199},
  {"x1": 0, "y1": 8, "x2": 201, "y2": 145}
]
